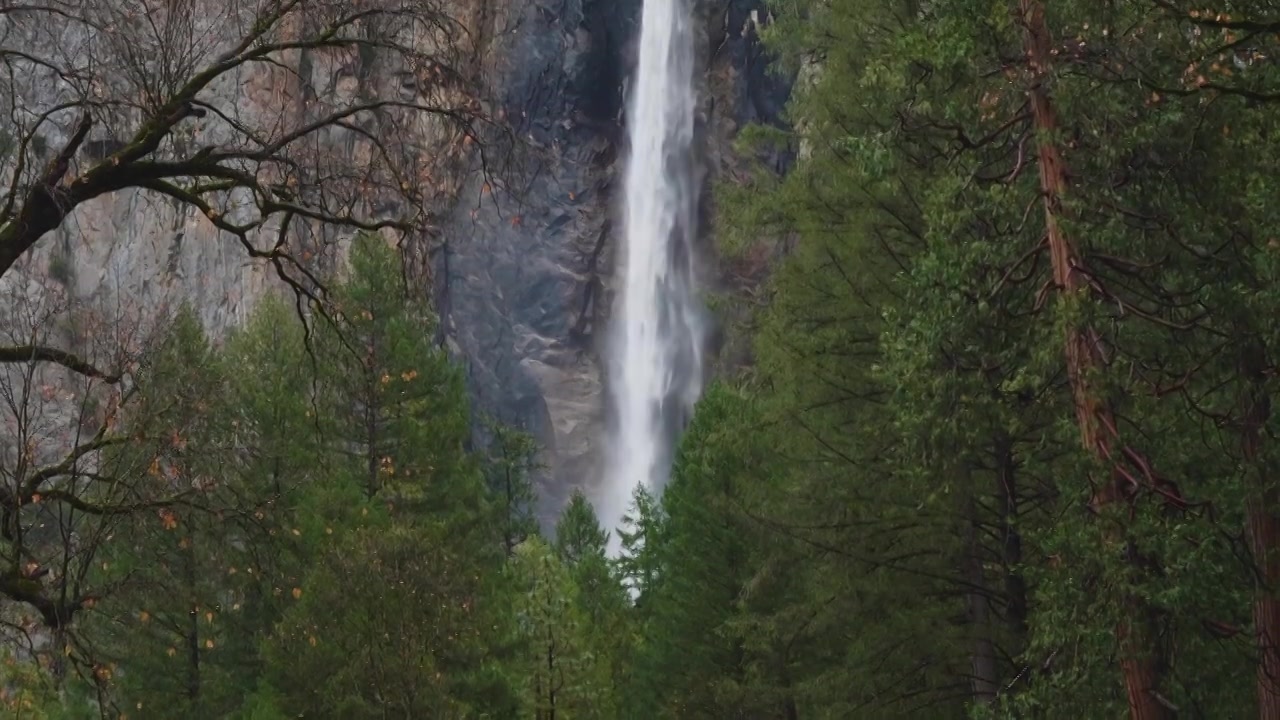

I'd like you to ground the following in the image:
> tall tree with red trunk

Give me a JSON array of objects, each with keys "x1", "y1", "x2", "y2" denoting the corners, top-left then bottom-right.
[{"x1": 1017, "y1": 2, "x2": 1177, "y2": 717}]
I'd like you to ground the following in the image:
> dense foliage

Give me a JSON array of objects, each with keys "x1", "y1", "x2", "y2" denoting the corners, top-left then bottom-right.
[
  {"x1": 0, "y1": 237, "x2": 543, "y2": 719},
  {"x1": 702, "y1": 0, "x2": 1280, "y2": 717}
]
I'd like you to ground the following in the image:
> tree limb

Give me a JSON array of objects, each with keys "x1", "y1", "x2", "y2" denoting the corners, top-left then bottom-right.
[{"x1": 0, "y1": 345, "x2": 121, "y2": 381}]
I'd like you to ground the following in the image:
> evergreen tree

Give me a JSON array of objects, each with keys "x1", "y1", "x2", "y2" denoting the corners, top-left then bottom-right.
[
  {"x1": 555, "y1": 490, "x2": 609, "y2": 566},
  {"x1": 316, "y1": 233, "x2": 486, "y2": 523},
  {"x1": 484, "y1": 420, "x2": 540, "y2": 556},
  {"x1": 556, "y1": 490, "x2": 625, "y2": 625},
  {"x1": 616, "y1": 484, "x2": 664, "y2": 603},
  {"x1": 510, "y1": 537, "x2": 612, "y2": 719},
  {"x1": 633, "y1": 385, "x2": 806, "y2": 718},
  {"x1": 253, "y1": 235, "x2": 517, "y2": 717},
  {"x1": 262, "y1": 521, "x2": 499, "y2": 718},
  {"x1": 554, "y1": 490, "x2": 629, "y2": 714},
  {"x1": 83, "y1": 308, "x2": 285, "y2": 719},
  {"x1": 716, "y1": 0, "x2": 1280, "y2": 715}
]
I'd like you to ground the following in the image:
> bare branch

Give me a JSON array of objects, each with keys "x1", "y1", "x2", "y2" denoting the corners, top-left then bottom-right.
[{"x1": 0, "y1": 345, "x2": 120, "y2": 381}]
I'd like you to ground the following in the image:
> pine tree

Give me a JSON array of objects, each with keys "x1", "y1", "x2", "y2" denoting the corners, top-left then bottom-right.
[
  {"x1": 616, "y1": 484, "x2": 664, "y2": 603},
  {"x1": 722, "y1": 0, "x2": 1280, "y2": 715},
  {"x1": 634, "y1": 385, "x2": 813, "y2": 718},
  {"x1": 484, "y1": 419, "x2": 540, "y2": 556},
  {"x1": 555, "y1": 490, "x2": 608, "y2": 566},
  {"x1": 553, "y1": 490, "x2": 629, "y2": 714},
  {"x1": 262, "y1": 521, "x2": 494, "y2": 718},
  {"x1": 252, "y1": 235, "x2": 518, "y2": 717},
  {"x1": 316, "y1": 233, "x2": 485, "y2": 522},
  {"x1": 83, "y1": 307, "x2": 305, "y2": 718},
  {"x1": 555, "y1": 490, "x2": 625, "y2": 624},
  {"x1": 510, "y1": 537, "x2": 612, "y2": 719},
  {"x1": 716, "y1": 1, "x2": 1017, "y2": 712}
]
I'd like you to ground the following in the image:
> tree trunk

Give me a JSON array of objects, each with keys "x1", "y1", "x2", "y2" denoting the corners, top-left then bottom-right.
[
  {"x1": 995, "y1": 436, "x2": 1028, "y2": 643},
  {"x1": 48, "y1": 625, "x2": 66, "y2": 683},
  {"x1": 782, "y1": 694, "x2": 800, "y2": 720},
  {"x1": 505, "y1": 463, "x2": 518, "y2": 556},
  {"x1": 365, "y1": 371, "x2": 380, "y2": 499},
  {"x1": 1017, "y1": 2, "x2": 1171, "y2": 717},
  {"x1": 1252, "y1": 506, "x2": 1280, "y2": 719},
  {"x1": 778, "y1": 661, "x2": 801, "y2": 720},
  {"x1": 183, "y1": 543, "x2": 201, "y2": 706},
  {"x1": 1240, "y1": 340, "x2": 1280, "y2": 718},
  {"x1": 965, "y1": 490, "x2": 998, "y2": 705},
  {"x1": 547, "y1": 636, "x2": 557, "y2": 720}
]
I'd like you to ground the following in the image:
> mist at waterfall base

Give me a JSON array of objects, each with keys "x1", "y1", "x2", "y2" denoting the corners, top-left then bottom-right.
[{"x1": 599, "y1": 0, "x2": 706, "y2": 558}]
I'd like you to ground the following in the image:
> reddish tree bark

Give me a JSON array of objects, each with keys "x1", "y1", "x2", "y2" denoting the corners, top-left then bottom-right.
[
  {"x1": 1018, "y1": 2, "x2": 1172, "y2": 717},
  {"x1": 1240, "y1": 341, "x2": 1280, "y2": 719},
  {"x1": 1248, "y1": 499, "x2": 1280, "y2": 719}
]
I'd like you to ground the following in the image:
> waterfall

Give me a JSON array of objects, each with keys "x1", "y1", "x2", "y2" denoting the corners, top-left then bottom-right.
[{"x1": 600, "y1": 0, "x2": 705, "y2": 556}]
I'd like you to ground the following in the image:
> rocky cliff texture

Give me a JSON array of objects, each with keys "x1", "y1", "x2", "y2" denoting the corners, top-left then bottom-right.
[
  {"x1": 443, "y1": 0, "x2": 792, "y2": 522},
  {"x1": 27, "y1": 0, "x2": 791, "y2": 525}
]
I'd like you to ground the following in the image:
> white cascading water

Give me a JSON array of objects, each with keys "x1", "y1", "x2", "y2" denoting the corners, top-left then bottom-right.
[{"x1": 600, "y1": 0, "x2": 705, "y2": 556}]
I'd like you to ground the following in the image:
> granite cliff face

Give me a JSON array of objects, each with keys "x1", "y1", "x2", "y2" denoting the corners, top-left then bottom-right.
[
  {"x1": 443, "y1": 0, "x2": 792, "y2": 522},
  {"x1": 25, "y1": 0, "x2": 792, "y2": 525}
]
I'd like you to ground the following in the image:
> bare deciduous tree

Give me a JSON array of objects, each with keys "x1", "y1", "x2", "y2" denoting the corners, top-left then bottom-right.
[
  {"x1": 0, "y1": 279, "x2": 150, "y2": 674},
  {"x1": 0, "y1": 0, "x2": 490, "y2": 303},
  {"x1": 0, "y1": 0, "x2": 495, "y2": 646}
]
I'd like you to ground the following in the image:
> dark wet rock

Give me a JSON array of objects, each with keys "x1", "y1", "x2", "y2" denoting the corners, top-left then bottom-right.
[{"x1": 440, "y1": 0, "x2": 793, "y2": 526}]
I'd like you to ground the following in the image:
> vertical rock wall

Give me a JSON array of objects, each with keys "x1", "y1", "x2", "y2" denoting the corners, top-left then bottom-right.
[{"x1": 442, "y1": 0, "x2": 793, "y2": 524}]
